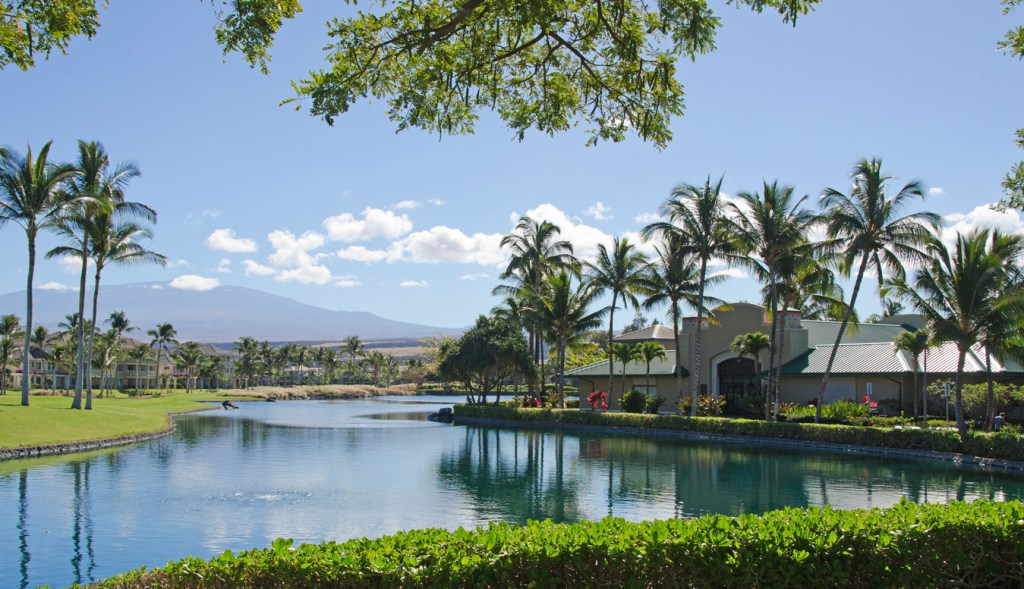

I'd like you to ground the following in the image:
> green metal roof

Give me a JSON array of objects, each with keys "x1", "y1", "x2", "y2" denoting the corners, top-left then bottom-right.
[
  {"x1": 801, "y1": 320, "x2": 911, "y2": 347},
  {"x1": 780, "y1": 343, "x2": 907, "y2": 376},
  {"x1": 565, "y1": 354, "x2": 687, "y2": 378}
]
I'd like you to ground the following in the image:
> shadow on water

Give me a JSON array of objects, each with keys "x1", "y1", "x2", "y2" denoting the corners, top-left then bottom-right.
[{"x1": 18, "y1": 471, "x2": 28, "y2": 589}]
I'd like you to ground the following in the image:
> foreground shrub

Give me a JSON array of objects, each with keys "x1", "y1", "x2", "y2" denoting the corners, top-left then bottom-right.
[
  {"x1": 87, "y1": 500, "x2": 1024, "y2": 589},
  {"x1": 621, "y1": 390, "x2": 648, "y2": 413}
]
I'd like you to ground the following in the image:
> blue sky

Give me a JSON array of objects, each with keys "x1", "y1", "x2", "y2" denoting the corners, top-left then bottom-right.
[{"x1": 2, "y1": 1, "x2": 1023, "y2": 330}]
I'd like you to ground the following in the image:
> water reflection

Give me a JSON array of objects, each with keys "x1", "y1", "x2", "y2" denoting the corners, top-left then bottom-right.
[{"x1": 1, "y1": 398, "x2": 1022, "y2": 589}]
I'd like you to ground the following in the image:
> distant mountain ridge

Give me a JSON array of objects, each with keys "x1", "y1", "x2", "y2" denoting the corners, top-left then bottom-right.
[{"x1": 0, "y1": 282, "x2": 464, "y2": 342}]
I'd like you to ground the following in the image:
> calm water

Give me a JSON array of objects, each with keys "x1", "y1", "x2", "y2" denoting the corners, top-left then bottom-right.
[{"x1": 3, "y1": 396, "x2": 1023, "y2": 589}]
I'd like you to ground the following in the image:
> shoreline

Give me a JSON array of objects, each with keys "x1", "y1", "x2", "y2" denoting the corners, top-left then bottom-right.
[{"x1": 454, "y1": 415, "x2": 1024, "y2": 474}]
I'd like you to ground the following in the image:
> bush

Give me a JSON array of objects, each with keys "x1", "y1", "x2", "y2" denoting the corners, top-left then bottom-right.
[
  {"x1": 645, "y1": 395, "x2": 667, "y2": 414},
  {"x1": 695, "y1": 394, "x2": 726, "y2": 417},
  {"x1": 621, "y1": 390, "x2": 648, "y2": 414},
  {"x1": 90, "y1": 500, "x2": 1024, "y2": 589},
  {"x1": 821, "y1": 400, "x2": 869, "y2": 421}
]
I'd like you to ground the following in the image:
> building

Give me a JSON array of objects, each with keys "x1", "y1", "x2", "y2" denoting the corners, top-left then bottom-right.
[{"x1": 567, "y1": 302, "x2": 1024, "y2": 413}]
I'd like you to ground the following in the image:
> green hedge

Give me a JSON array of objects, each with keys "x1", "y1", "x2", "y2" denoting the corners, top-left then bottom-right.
[
  {"x1": 85, "y1": 500, "x2": 1024, "y2": 589},
  {"x1": 454, "y1": 405, "x2": 1024, "y2": 461}
]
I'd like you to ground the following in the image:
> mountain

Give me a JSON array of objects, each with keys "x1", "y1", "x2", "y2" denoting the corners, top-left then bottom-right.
[{"x1": 0, "y1": 282, "x2": 464, "y2": 342}]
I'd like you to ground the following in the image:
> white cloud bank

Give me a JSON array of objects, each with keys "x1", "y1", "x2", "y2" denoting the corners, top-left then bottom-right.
[
  {"x1": 400, "y1": 280, "x2": 429, "y2": 288},
  {"x1": 39, "y1": 281, "x2": 75, "y2": 292},
  {"x1": 169, "y1": 275, "x2": 220, "y2": 291},
  {"x1": 323, "y1": 207, "x2": 413, "y2": 242},
  {"x1": 205, "y1": 228, "x2": 257, "y2": 253},
  {"x1": 585, "y1": 201, "x2": 613, "y2": 221}
]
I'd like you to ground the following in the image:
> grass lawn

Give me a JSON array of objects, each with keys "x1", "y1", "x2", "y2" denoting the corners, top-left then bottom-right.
[{"x1": 0, "y1": 389, "x2": 235, "y2": 450}]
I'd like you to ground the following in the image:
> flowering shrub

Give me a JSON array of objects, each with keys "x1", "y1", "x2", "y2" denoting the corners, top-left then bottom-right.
[
  {"x1": 521, "y1": 397, "x2": 542, "y2": 408},
  {"x1": 588, "y1": 390, "x2": 609, "y2": 412}
]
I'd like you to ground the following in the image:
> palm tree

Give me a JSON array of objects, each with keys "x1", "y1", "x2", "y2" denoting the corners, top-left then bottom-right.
[
  {"x1": 610, "y1": 342, "x2": 640, "y2": 397},
  {"x1": 643, "y1": 176, "x2": 732, "y2": 416},
  {"x1": 0, "y1": 314, "x2": 23, "y2": 394},
  {"x1": 584, "y1": 237, "x2": 649, "y2": 404},
  {"x1": 725, "y1": 180, "x2": 813, "y2": 417},
  {"x1": 382, "y1": 354, "x2": 400, "y2": 386},
  {"x1": 49, "y1": 342, "x2": 72, "y2": 395},
  {"x1": 126, "y1": 344, "x2": 155, "y2": 391},
  {"x1": 523, "y1": 270, "x2": 605, "y2": 407},
  {"x1": 147, "y1": 323, "x2": 178, "y2": 388},
  {"x1": 365, "y1": 350, "x2": 387, "y2": 384},
  {"x1": 0, "y1": 141, "x2": 77, "y2": 406},
  {"x1": 341, "y1": 335, "x2": 365, "y2": 380},
  {"x1": 729, "y1": 331, "x2": 771, "y2": 418},
  {"x1": 887, "y1": 228, "x2": 1024, "y2": 440},
  {"x1": 292, "y1": 345, "x2": 309, "y2": 385},
  {"x1": 893, "y1": 329, "x2": 929, "y2": 420},
  {"x1": 172, "y1": 342, "x2": 206, "y2": 394},
  {"x1": 31, "y1": 325, "x2": 48, "y2": 391},
  {"x1": 815, "y1": 158, "x2": 937, "y2": 422},
  {"x1": 234, "y1": 336, "x2": 260, "y2": 388},
  {"x1": 323, "y1": 349, "x2": 340, "y2": 384},
  {"x1": 634, "y1": 341, "x2": 667, "y2": 393},
  {"x1": 93, "y1": 328, "x2": 124, "y2": 396},
  {"x1": 639, "y1": 237, "x2": 725, "y2": 413}
]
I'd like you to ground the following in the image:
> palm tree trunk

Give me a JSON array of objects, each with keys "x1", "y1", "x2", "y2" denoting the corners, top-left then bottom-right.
[
  {"x1": 672, "y1": 301, "x2": 684, "y2": 414},
  {"x1": 774, "y1": 303, "x2": 788, "y2": 420},
  {"x1": 911, "y1": 361, "x2": 919, "y2": 420},
  {"x1": 765, "y1": 280, "x2": 779, "y2": 421},
  {"x1": 607, "y1": 291, "x2": 618, "y2": 401},
  {"x1": 22, "y1": 232, "x2": 38, "y2": 407},
  {"x1": 72, "y1": 242, "x2": 89, "y2": 409},
  {"x1": 955, "y1": 347, "x2": 967, "y2": 441},
  {"x1": 815, "y1": 252, "x2": 870, "y2": 422},
  {"x1": 85, "y1": 267, "x2": 103, "y2": 410},
  {"x1": 691, "y1": 259, "x2": 707, "y2": 417},
  {"x1": 984, "y1": 351, "x2": 995, "y2": 431}
]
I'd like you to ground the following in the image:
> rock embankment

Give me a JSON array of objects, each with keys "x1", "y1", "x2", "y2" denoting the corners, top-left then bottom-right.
[{"x1": 0, "y1": 423, "x2": 176, "y2": 461}]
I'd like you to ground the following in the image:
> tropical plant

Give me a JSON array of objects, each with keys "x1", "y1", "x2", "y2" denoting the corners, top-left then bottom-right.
[
  {"x1": 234, "y1": 336, "x2": 260, "y2": 388},
  {"x1": 0, "y1": 141, "x2": 77, "y2": 406},
  {"x1": 633, "y1": 340, "x2": 667, "y2": 393},
  {"x1": 524, "y1": 271, "x2": 604, "y2": 407},
  {"x1": 341, "y1": 335, "x2": 365, "y2": 380},
  {"x1": 815, "y1": 158, "x2": 938, "y2": 423},
  {"x1": 93, "y1": 328, "x2": 124, "y2": 397},
  {"x1": 643, "y1": 176, "x2": 732, "y2": 416},
  {"x1": 609, "y1": 342, "x2": 639, "y2": 397},
  {"x1": 172, "y1": 342, "x2": 206, "y2": 394},
  {"x1": 126, "y1": 344, "x2": 155, "y2": 391},
  {"x1": 893, "y1": 329, "x2": 929, "y2": 419},
  {"x1": 887, "y1": 228, "x2": 1024, "y2": 440},
  {"x1": 726, "y1": 180, "x2": 814, "y2": 418},
  {"x1": 31, "y1": 324, "x2": 48, "y2": 390},
  {"x1": 0, "y1": 314, "x2": 23, "y2": 393},
  {"x1": 729, "y1": 331, "x2": 770, "y2": 418},
  {"x1": 585, "y1": 237, "x2": 649, "y2": 404},
  {"x1": 438, "y1": 315, "x2": 534, "y2": 405},
  {"x1": 148, "y1": 322, "x2": 178, "y2": 386}
]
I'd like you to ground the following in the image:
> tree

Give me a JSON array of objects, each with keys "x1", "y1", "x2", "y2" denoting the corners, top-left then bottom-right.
[
  {"x1": 172, "y1": 342, "x2": 206, "y2": 394},
  {"x1": 610, "y1": 342, "x2": 640, "y2": 397},
  {"x1": 729, "y1": 331, "x2": 770, "y2": 418},
  {"x1": 1000, "y1": 0, "x2": 1024, "y2": 208},
  {"x1": 31, "y1": 324, "x2": 48, "y2": 391},
  {"x1": 524, "y1": 271, "x2": 605, "y2": 407},
  {"x1": 643, "y1": 176, "x2": 732, "y2": 416},
  {"x1": 0, "y1": 141, "x2": 77, "y2": 406},
  {"x1": 584, "y1": 237, "x2": 648, "y2": 405},
  {"x1": 148, "y1": 323, "x2": 178, "y2": 387},
  {"x1": 438, "y1": 315, "x2": 534, "y2": 405},
  {"x1": 887, "y1": 228, "x2": 1024, "y2": 441},
  {"x1": 341, "y1": 335, "x2": 365, "y2": 380},
  {"x1": 634, "y1": 341, "x2": 667, "y2": 393},
  {"x1": 893, "y1": 329, "x2": 929, "y2": 420},
  {"x1": 814, "y1": 158, "x2": 937, "y2": 423},
  {"x1": 126, "y1": 344, "x2": 155, "y2": 391},
  {"x1": 725, "y1": 180, "x2": 813, "y2": 418},
  {"x1": 0, "y1": 314, "x2": 23, "y2": 393},
  {"x1": 0, "y1": 1, "x2": 103, "y2": 70}
]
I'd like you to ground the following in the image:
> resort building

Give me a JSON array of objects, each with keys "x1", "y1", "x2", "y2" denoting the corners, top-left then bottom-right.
[{"x1": 567, "y1": 302, "x2": 1024, "y2": 414}]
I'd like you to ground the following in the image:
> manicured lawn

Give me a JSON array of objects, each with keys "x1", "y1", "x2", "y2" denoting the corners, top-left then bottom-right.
[{"x1": 0, "y1": 390, "x2": 233, "y2": 450}]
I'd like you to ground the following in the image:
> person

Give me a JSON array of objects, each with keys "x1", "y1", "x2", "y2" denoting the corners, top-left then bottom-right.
[
  {"x1": 222, "y1": 400, "x2": 240, "y2": 410},
  {"x1": 994, "y1": 412, "x2": 1006, "y2": 431}
]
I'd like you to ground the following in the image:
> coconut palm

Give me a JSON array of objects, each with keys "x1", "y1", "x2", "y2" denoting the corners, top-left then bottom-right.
[
  {"x1": 31, "y1": 324, "x2": 48, "y2": 390},
  {"x1": 610, "y1": 342, "x2": 640, "y2": 397},
  {"x1": 643, "y1": 176, "x2": 732, "y2": 416},
  {"x1": 147, "y1": 323, "x2": 178, "y2": 388},
  {"x1": 93, "y1": 328, "x2": 124, "y2": 396},
  {"x1": 172, "y1": 342, "x2": 206, "y2": 394},
  {"x1": 496, "y1": 216, "x2": 577, "y2": 397},
  {"x1": 887, "y1": 228, "x2": 1024, "y2": 440},
  {"x1": 50, "y1": 342, "x2": 72, "y2": 394},
  {"x1": 0, "y1": 141, "x2": 77, "y2": 406},
  {"x1": 584, "y1": 237, "x2": 649, "y2": 404},
  {"x1": 126, "y1": 344, "x2": 155, "y2": 391},
  {"x1": 341, "y1": 335, "x2": 365, "y2": 380},
  {"x1": 365, "y1": 350, "x2": 387, "y2": 384},
  {"x1": 523, "y1": 270, "x2": 605, "y2": 407},
  {"x1": 815, "y1": 158, "x2": 937, "y2": 422},
  {"x1": 726, "y1": 180, "x2": 814, "y2": 417},
  {"x1": 893, "y1": 329, "x2": 929, "y2": 420},
  {"x1": 323, "y1": 349, "x2": 340, "y2": 384},
  {"x1": 292, "y1": 345, "x2": 309, "y2": 385},
  {"x1": 634, "y1": 341, "x2": 667, "y2": 393},
  {"x1": 639, "y1": 237, "x2": 725, "y2": 413},
  {"x1": 0, "y1": 314, "x2": 23, "y2": 393},
  {"x1": 729, "y1": 331, "x2": 771, "y2": 418}
]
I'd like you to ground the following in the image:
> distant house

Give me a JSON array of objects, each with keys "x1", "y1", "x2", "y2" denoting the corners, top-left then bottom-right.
[{"x1": 567, "y1": 302, "x2": 1024, "y2": 413}]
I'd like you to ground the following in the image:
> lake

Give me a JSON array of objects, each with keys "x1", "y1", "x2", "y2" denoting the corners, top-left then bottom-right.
[{"x1": 2, "y1": 396, "x2": 1023, "y2": 589}]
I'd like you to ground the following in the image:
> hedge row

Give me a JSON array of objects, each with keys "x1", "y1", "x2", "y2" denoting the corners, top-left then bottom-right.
[
  {"x1": 453, "y1": 405, "x2": 1024, "y2": 462},
  {"x1": 83, "y1": 500, "x2": 1024, "y2": 589}
]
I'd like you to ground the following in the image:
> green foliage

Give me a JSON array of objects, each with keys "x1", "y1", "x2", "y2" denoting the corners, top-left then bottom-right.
[
  {"x1": 695, "y1": 393, "x2": 726, "y2": 416},
  {"x1": 821, "y1": 400, "x2": 869, "y2": 421},
  {"x1": 438, "y1": 315, "x2": 534, "y2": 402},
  {"x1": 0, "y1": 0, "x2": 103, "y2": 70},
  {"x1": 621, "y1": 390, "x2": 648, "y2": 414},
  {"x1": 91, "y1": 500, "x2": 1024, "y2": 589},
  {"x1": 645, "y1": 395, "x2": 667, "y2": 414}
]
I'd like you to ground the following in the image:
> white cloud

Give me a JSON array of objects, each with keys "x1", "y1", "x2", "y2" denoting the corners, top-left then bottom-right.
[
  {"x1": 267, "y1": 230, "x2": 326, "y2": 268},
  {"x1": 243, "y1": 260, "x2": 277, "y2": 277},
  {"x1": 166, "y1": 259, "x2": 191, "y2": 268},
  {"x1": 58, "y1": 255, "x2": 81, "y2": 274},
  {"x1": 513, "y1": 203, "x2": 613, "y2": 261},
  {"x1": 634, "y1": 212, "x2": 660, "y2": 224},
  {"x1": 941, "y1": 204, "x2": 1024, "y2": 248},
  {"x1": 185, "y1": 208, "x2": 223, "y2": 227},
  {"x1": 39, "y1": 281, "x2": 75, "y2": 292},
  {"x1": 335, "y1": 245, "x2": 393, "y2": 263},
  {"x1": 151, "y1": 284, "x2": 163, "y2": 290},
  {"x1": 395, "y1": 226, "x2": 506, "y2": 265},
  {"x1": 334, "y1": 275, "x2": 362, "y2": 287},
  {"x1": 585, "y1": 201, "x2": 613, "y2": 221},
  {"x1": 460, "y1": 273, "x2": 490, "y2": 281},
  {"x1": 323, "y1": 207, "x2": 413, "y2": 242},
  {"x1": 709, "y1": 268, "x2": 750, "y2": 280},
  {"x1": 429, "y1": 199, "x2": 446, "y2": 206},
  {"x1": 400, "y1": 280, "x2": 429, "y2": 288},
  {"x1": 213, "y1": 258, "x2": 231, "y2": 273},
  {"x1": 205, "y1": 228, "x2": 258, "y2": 253},
  {"x1": 393, "y1": 200, "x2": 421, "y2": 210},
  {"x1": 276, "y1": 266, "x2": 332, "y2": 285},
  {"x1": 929, "y1": 187, "x2": 945, "y2": 196},
  {"x1": 169, "y1": 275, "x2": 220, "y2": 291}
]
